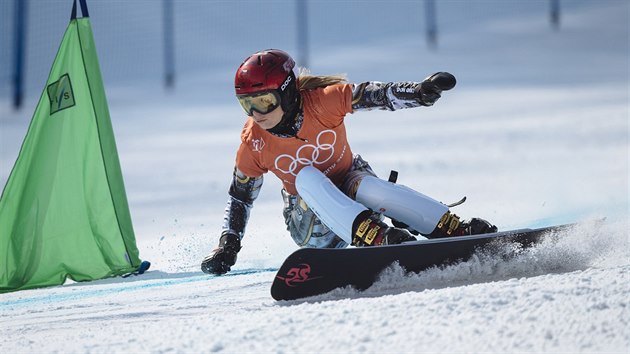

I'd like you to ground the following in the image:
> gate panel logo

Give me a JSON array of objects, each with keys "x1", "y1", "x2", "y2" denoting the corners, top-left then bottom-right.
[{"x1": 47, "y1": 73, "x2": 75, "y2": 115}]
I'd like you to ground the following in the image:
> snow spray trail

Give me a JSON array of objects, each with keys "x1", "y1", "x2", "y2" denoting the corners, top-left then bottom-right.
[
  {"x1": 307, "y1": 219, "x2": 629, "y2": 300},
  {"x1": 378, "y1": 219, "x2": 627, "y2": 292}
]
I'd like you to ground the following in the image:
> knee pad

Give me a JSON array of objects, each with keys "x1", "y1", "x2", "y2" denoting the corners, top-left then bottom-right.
[
  {"x1": 295, "y1": 166, "x2": 367, "y2": 244},
  {"x1": 355, "y1": 176, "x2": 448, "y2": 234},
  {"x1": 282, "y1": 191, "x2": 348, "y2": 248}
]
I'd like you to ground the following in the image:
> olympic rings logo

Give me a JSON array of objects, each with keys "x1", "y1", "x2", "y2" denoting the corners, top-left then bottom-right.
[{"x1": 274, "y1": 130, "x2": 337, "y2": 176}]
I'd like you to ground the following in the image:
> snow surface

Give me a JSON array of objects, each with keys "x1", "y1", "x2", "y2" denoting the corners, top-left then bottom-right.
[{"x1": 1, "y1": 1, "x2": 629, "y2": 353}]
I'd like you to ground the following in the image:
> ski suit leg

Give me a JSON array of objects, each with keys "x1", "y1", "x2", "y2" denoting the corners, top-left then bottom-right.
[
  {"x1": 294, "y1": 166, "x2": 370, "y2": 245},
  {"x1": 284, "y1": 156, "x2": 383, "y2": 248},
  {"x1": 291, "y1": 155, "x2": 443, "y2": 245},
  {"x1": 341, "y1": 155, "x2": 448, "y2": 235},
  {"x1": 354, "y1": 176, "x2": 447, "y2": 235}
]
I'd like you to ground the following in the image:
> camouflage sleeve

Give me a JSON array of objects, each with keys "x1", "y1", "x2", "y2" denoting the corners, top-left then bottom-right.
[
  {"x1": 221, "y1": 167, "x2": 264, "y2": 239},
  {"x1": 351, "y1": 81, "x2": 426, "y2": 112}
]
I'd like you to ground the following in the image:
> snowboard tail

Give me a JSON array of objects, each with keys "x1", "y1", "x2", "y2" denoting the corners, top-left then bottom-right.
[{"x1": 271, "y1": 224, "x2": 573, "y2": 301}]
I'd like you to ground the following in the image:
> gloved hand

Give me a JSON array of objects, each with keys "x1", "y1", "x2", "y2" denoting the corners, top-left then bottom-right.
[
  {"x1": 201, "y1": 231, "x2": 242, "y2": 275},
  {"x1": 418, "y1": 72, "x2": 457, "y2": 106}
]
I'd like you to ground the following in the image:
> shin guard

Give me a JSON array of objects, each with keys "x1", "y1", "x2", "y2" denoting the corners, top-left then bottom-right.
[
  {"x1": 355, "y1": 176, "x2": 448, "y2": 235},
  {"x1": 295, "y1": 166, "x2": 367, "y2": 244}
]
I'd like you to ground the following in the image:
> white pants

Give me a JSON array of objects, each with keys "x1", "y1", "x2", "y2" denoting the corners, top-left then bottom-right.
[{"x1": 283, "y1": 155, "x2": 447, "y2": 248}]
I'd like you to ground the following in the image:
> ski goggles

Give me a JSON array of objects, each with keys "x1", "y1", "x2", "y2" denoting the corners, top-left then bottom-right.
[{"x1": 237, "y1": 90, "x2": 281, "y2": 116}]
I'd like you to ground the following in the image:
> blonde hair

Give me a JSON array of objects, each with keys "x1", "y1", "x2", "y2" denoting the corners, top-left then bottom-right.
[{"x1": 297, "y1": 68, "x2": 348, "y2": 90}]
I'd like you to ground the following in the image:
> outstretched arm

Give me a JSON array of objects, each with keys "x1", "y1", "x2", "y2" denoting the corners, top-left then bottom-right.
[{"x1": 351, "y1": 72, "x2": 456, "y2": 112}]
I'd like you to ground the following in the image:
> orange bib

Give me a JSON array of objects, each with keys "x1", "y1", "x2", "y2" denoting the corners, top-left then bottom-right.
[{"x1": 236, "y1": 84, "x2": 355, "y2": 195}]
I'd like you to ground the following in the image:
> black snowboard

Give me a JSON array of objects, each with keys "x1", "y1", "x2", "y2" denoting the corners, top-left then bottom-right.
[{"x1": 271, "y1": 224, "x2": 573, "y2": 301}]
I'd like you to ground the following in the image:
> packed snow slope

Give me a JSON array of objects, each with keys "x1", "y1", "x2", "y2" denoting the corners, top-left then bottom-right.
[{"x1": 1, "y1": 1, "x2": 628, "y2": 353}]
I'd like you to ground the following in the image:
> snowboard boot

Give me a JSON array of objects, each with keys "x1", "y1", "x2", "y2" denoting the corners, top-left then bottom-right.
[
  {"x1": 351, "y1": 210, "x2": 417, "y2": 247},
  {"x1": 427, "y1": 211, "x2": 498, "y2": 238},
  {"x1": 201, "y1": 231, "x2": 242, "y2": 275}
]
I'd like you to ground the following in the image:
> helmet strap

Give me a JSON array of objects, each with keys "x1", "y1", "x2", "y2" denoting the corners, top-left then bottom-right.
[{"x1": 267, "y1": 94, "x2": 302, "y2": 137}]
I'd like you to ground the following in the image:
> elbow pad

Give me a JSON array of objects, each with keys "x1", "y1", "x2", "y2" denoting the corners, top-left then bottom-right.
[{"x1": 222, "y1": 168, "x2": 264, "y2": 238}]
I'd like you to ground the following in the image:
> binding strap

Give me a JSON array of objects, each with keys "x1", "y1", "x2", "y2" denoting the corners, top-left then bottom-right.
[
  {"x1": 70, "y1": 0, "x2": 90, "y2": 20},
  {"x1": 436, "y1": 211, "x2": 461, "y2": 236},
  {"x1": 447, "y1": 196, "x2": 467, "y2": 208},
  {"x1": 388, "y1": 170, "x2": 398, "y2": 183}
]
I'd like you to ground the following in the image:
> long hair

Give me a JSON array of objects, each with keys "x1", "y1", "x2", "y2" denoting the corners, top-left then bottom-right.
[{"x1": 297, "y1": 68, "x2": 347, "y2": 90}]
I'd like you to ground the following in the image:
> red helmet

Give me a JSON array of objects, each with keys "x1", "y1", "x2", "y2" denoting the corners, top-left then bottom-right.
[
  {"x1": 235, "y1": 49, "x2": 300, "y2": 117},
  {"x1": 235, "y1": 49, "x2": 296, "y2": 95}
]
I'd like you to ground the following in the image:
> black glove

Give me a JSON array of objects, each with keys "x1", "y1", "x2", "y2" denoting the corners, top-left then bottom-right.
[
  {"x1": 201, "y1": 231, "x2": 242, "y2": 275},
  {"x1": 418, "y1": 72, "x2": 457, "y2": 106}
]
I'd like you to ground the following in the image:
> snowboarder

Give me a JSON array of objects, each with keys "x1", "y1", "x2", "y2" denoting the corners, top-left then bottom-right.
[{"x1": 201, "y1": 49, "x2": 497, "y2": 275}]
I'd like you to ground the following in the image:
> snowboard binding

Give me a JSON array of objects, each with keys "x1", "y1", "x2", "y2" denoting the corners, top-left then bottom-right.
[
  {"x1": 351, "y1": 211, "x2": 416, "y2": 247},
  {"x1": 427, "y1": 211, "x2": 497, "y2": 238}
]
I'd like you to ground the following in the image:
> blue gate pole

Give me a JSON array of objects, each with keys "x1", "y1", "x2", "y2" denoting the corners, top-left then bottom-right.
[
  {"x1": 296, "y1": 0, "x2": 309, "y2": 68},
  {"x1": 13, "y1": 0, "x2": 27, "y2": 109},
  {"x1": 425, "y1": 0, "x2": 437, "y2": 50},
  {"x1": 163, "y1": 0, "x2": 175, "y2": 88},
  {"x1": 550, "y1": 0, "x2": 560, "y2": 30}
]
